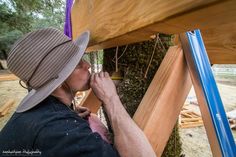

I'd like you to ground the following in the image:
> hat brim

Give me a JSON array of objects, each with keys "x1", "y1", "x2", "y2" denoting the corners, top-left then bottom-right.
[{"x1": 16, "y1": 31, "x2": 90, "y2": 113}]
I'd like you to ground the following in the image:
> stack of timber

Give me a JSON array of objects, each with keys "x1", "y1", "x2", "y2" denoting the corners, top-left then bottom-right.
[
  {"x1": 0, "y1": 99, "x2": 15, "y2": 117},
  {"x1": 0, "y1": 73, "x2": 18, "y2": 81},
  {"x1": 179, "y1": 105, "x2": 203, "y2": 128},
  {"x1": 79, "y1": 89, "x2": 102, "y2": 114}
]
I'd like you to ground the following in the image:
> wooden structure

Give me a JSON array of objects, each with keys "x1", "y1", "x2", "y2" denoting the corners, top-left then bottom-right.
[
  {"x1": 179, "y1": 105, "x2": 203, "y2": 128},
  {"x1": 71, "y1": 0, "x2": 236, "y2": 64},
  {"x1": 71, "y1": 0, "x2": 236, "y2": 156},
  {"x1": 0, "y1": 73, "x2": 18, "y2": 81},
  {"x1": 132, "y1": 46, "x2": 192, "y2": 156},
  {"x1": 0, "y1": 99, "x2": 15, "y2": 117},
  {"x1": 78, "y1": 89, "x2": 101, "y2": 114}
]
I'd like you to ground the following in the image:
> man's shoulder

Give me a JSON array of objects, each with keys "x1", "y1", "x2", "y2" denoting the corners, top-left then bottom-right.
[
  {"x1": 15, "y1": 96, "x2": 85, "y2": 127},
  {"x1": 0, "y1": 95, "x2": 85, "y2": 137},
  {"x1": 0, "y1": 96, "x2": 93, "y2": 154}
]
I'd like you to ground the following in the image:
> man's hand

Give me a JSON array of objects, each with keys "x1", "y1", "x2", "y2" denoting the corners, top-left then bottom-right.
[
  {"x1": 90, "y1": 72, "x2": 156, "y2": 157},
  {"x1": 75, "y1": 106, "x2": 91, "y2": 119},
  {"x1": 90, "y1": 71, "x2": 118, "y2": 105}
]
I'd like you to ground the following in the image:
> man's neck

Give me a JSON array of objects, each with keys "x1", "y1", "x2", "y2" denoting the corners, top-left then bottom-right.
[{"x1": 51, "y1": 87, "x2": 74, "y2": 106}]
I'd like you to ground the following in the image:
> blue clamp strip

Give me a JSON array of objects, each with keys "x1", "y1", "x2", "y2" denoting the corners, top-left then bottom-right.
[{"x1": 185, "y1": 30, "x2": 236, "y2": 157}]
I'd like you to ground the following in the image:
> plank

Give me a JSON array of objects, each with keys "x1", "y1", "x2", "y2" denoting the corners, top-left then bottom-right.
[
  {"x1": 179, "y1": 110, "x2": 204, "y2": 128},
  {"x1": 191, "y1": 111, "x2": 201, "y2": 117},
  {"x1": 71, "y1": 0, "x2": 218, "y2": 47},
  {"x1": 180, "y1": 122, "x2": 203, "y2": 128},
  {"x1": 201, "y1": 22, "x2": 236, "y2": 64},
  {"x1": 133, "y1": 46, "x2": 192, "y2": 156},
  {"x1": 0, "y1": 74, "x2": 18, "y2": 81},
  {"x1": 71, "y1": 0, "x2": 236, "y2": 63},
  {"x1": 181, "y1": 112, "x2": 193, "y2": 118},
  {"x1": 0, "y1": 99, "x2": 15, "y2": 117},
  {"x1": 79, "y1": 89, "x2": 102, "y2": 114},
  {"x1": 181, "y1": 118, "x2": 202, "y2": 122}
]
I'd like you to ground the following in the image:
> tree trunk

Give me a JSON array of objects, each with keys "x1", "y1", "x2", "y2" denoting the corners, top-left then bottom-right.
[{"x1": 103, "y1": 34, "x2": 182, "y2": 157}]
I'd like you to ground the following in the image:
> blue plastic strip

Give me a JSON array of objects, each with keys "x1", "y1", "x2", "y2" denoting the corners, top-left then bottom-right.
[{"x1": 186, "y1": 30, "x2": 236, "y2": 157}]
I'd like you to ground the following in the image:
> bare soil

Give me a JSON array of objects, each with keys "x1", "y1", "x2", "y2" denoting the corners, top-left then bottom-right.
[
  {"x1": 0, "y1": 80, "x2": 27, "y2": 130},
  {"x1": 180, "y1": 82, "x2": 236, "y2": 157}
]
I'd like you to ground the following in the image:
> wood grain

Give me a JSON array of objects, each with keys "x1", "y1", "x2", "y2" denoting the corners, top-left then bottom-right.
[
  {"x1": 201, "y1": 22, "x2": 236, "y2": 64},
  {"x1": 71, "y1": 0, "x2": 218, "y2": 44},
  {"x1": 180, "y1": 33, "x2": 222, "y2": 156},
  {"x1": 80, "y1": 89, "x2": 101, "y2": 114},
  {"x1": 0, "y1": 99, "x2": 15, "y2": 117},
  {"x1": 71, "y1": 0, "x2": 236, "y2": 63},
  {"x1": 133, "y1": 46, "x2": 192, "y2": 156},
  {"x1": 0, "y1": 74, "x2": 18, "y2": 81}
]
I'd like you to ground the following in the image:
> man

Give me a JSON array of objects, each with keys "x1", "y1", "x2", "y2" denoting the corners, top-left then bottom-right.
[{"x1": 0, "y1": 28, "x2": 156, "y2": 157}]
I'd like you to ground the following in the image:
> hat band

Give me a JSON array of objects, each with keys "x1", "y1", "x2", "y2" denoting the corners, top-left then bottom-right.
[{"x1": 25, "y1": 39, "x2": 72, "y2": 89}]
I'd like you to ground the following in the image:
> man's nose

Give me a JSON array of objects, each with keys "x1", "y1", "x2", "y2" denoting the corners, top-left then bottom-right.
[{"x1": 83, "y1": 60, "x2": 91, "y2": 69}]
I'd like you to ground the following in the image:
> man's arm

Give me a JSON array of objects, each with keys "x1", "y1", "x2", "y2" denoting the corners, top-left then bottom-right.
[{"x1": 90, "y1": 72, "x2": 156, "y2": 157}]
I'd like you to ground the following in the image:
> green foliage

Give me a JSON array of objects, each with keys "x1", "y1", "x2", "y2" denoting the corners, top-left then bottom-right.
[
  {"x1": 30, "y1": 0, "x2": 65, "y2": 30},
  {"x1": 104, "y1": 34, "x2": 183, "y2": 156},
  {"x1": 0, "y1": 0, "x2": 65, "y2": 58}
]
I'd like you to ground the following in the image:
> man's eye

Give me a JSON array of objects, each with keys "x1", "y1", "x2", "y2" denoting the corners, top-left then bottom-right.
[{"x1": 76, "y1": 62, "x2": 83, "y2": 69}]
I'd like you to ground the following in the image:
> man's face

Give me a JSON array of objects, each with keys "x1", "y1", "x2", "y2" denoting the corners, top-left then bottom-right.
[{"x1": 65, "y1": 58, "x2": 91, "y2": 92}]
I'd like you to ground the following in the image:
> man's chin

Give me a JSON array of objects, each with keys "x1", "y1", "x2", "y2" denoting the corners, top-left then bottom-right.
[
  {"x1": 78, "y1": 85, "x2": 91, "y2": 92},
  {"x1": 84, "y1": 83, "x2": 91, "y2": 90}
]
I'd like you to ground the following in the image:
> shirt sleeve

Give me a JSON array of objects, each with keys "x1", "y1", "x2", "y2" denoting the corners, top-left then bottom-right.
[{"x1": 33, "y1": 114, "x2": 120, "y2": 157}]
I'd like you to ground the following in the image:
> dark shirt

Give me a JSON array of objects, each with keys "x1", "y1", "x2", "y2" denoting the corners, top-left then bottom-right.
[{"x1": 0, "y1": 96, "x2": 119, "y2": 157}]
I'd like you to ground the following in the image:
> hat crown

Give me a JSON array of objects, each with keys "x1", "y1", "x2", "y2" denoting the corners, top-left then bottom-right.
[{"x1": 7, "y1": 28, "x2": 79, "y2": 89}]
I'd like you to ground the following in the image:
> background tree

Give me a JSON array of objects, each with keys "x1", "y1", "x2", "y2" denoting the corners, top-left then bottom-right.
[{"x1": 0, "y1": 0, "x2": 65, "y2": 61}]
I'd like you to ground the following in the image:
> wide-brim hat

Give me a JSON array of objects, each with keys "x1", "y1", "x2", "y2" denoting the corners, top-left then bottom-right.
[{"x1": 7, "y1": 28, "x2": 90, "y2": 112}]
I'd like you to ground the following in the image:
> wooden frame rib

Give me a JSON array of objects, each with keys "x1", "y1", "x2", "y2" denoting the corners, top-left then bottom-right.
[
  {"x1": 133, "y1": 46, "x2": 192, "y2": 156},
  {"x1": 79, "y1": 89, "x2": 101, "y2": 114},
  {"x1": 71, "y1": 0, "x2": 236, "y2": 63}
]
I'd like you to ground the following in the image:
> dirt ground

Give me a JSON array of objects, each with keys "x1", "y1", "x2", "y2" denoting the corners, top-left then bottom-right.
[
  {"x1": 0, "y1": 70, "x2": 235, "y2": 157},
  {"x1": 0, "y1": 80, "x2": 27, "y2": 130},
  {"x1": 180, "y1": 79, "x2": 236, "y2": 157}
]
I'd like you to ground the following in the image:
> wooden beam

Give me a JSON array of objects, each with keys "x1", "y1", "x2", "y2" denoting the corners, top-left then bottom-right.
[
  {"x1": 71, "y1": 0, "x2": 236, "y2": 63},
  {"x1": 201, "y1": 22, "x2": 236, "y2": 64},
  {"x1": 133, "y1": 46, "x2": 192, "y2": 156},
  {"x1": 0, "y1": 99, "x2": 15, "y2": 117},
  {"x1": 71, "y1": 0, "x2": 220, "y2": 45},
  {"x1": 173, "y1": 21, "x2": 236, "y2": 64},
  {"x1": 0, "y1": 74, "x2": 18, "y2": 81},
  {"x1": 71, "y1": 0, "x2": 219, "y2": 47},
  {"x1": 180, "y1": 33, "x2": 224, "y2": 156},
  {"x1": 79, "y1": 89, "x2": 101, "y2": 114}
]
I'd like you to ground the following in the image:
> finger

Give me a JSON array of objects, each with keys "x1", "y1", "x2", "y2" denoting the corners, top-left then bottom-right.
[
  {"x1": 98, "y1": 71, "x2": 104, "y2": 78},
  {"x1": 104, "y1": 72, "x2": 109, "y2": 78},
  {"x1": 77, "y1": 106, "x2": 90, "y2": 113},
  {"x1": 94, "y1": 73, "x2": 99, "y2": 82},
  {"x1": 78, "y1": 110, "x2": 91, "y2": 118},
  {"x1": 90, "y1": 73, "x2": 95, "y2": 84}
]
